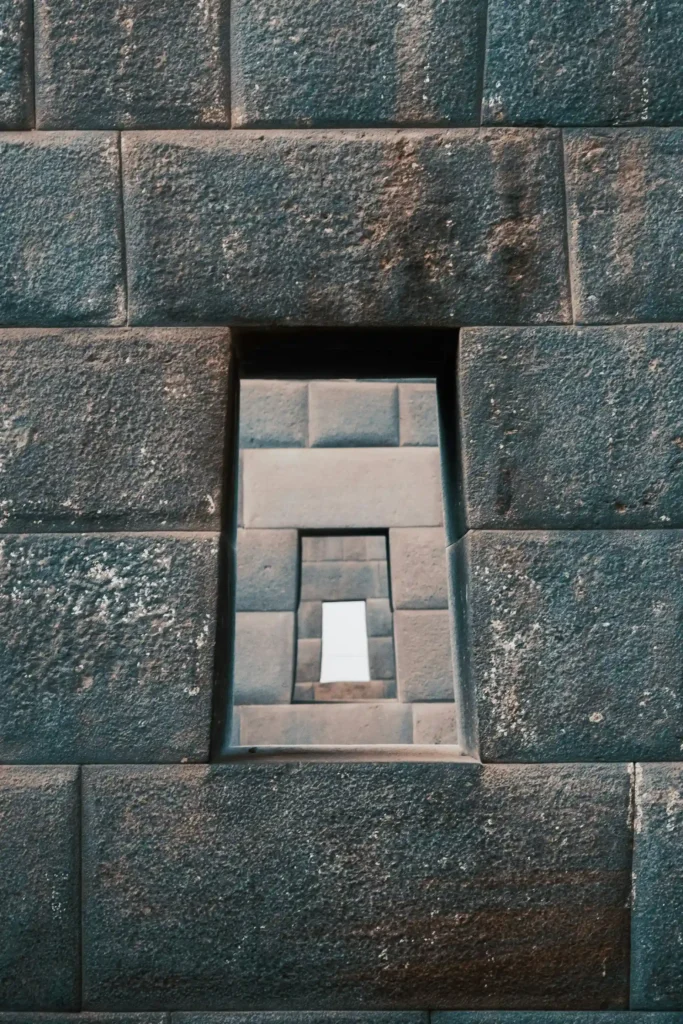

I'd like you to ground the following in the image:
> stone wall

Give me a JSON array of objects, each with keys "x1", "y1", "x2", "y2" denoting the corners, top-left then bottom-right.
[{"x1": 1, "y1": 0, "x2": 683, "y2": 1017}]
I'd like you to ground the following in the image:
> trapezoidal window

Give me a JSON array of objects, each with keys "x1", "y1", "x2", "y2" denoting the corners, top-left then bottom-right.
[{"x1": 218, "y1": 329, "x2": 467, "y2": 759}]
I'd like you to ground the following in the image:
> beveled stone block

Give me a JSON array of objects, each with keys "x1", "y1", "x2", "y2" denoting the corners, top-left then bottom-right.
[
  {"x1": 237, "y1": 529, "x2": 299, "y2": 611},
  {"x1": 389, "y1": 528, "x2": 448, "y2": 609},
  {"x1": 399, "y1": 383, "x2": 439, "y2": 447},
  {"x1": 233, "y1": 611, "x2": 295, "y2": 704},
  {"x1": 394, "y1": 610, "x2": 455, "y2": 702},
  {"x1": 309, "y1": 382, "x2": 399, "y2": 447},
  {"x1": 240, "y1": 380, "x2": 308, "y2": 449}
]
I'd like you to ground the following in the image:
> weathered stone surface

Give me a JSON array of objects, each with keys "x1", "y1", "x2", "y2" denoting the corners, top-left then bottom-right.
[
  {"x1": 484, "y1": 0, "x2": 683, "y2": 126},
  {"x1": 301, "y1": 561, "x2": 389, "y2": 601},
  {"x1": 295, "y1": 638, "x2": 322, "y2": 684},
  {"x1": 295, "y1": 681, "x2": 394, "y2": 703},
  {"x1": 366, "y1": 598, "x2": 393, "y2": 637},
  {"x1": 231, "y1": 0, "x2": 485, "y2": 127},
  {"x1": 460, "y1": 531, "x2": 683, "y2": 762},
  {"x1": 240, "y1": 380, "x2": 308, "y2": 448},
  {"x1": 236, "y1": 529, "x2": 298, "y2": 611},
  {"x1": 82, "y1": 762, "x2": 631, "y2": 1007},
  {"x1": 175, "y1": 1012, "x2": 425, "y2": 1024},
  {"x1": 0, "y1": 534, "x2": 218, "y2": 763},
  {"x1": 123, "y1": 130, "x2": 570, "y2": 326},
  {"x1": 297, "y1": 601, "x2": 323, "y2": 639},
  {"x1": 368, "y1": 637, "x2": 396, "y2": 680},
  {"x1": 35, "y1": 0, "x2": 229, "y2": 128},
  {"x1": 459, "y1": 325, "x2": 683, "y2": 529},
  {"x1": 309, "y1": 382, "x2": 399, "y2": 447},
  {"x1": 565, "y1": 129, "x2": 683, "y2": 323},
  {"x1": 432, "y1": 1015, "x2": 683, "y2": 1024},
  {"x1": 0, "y1": 766, "x2": 79, "y2": 1009},
  {"x1": 233, "y1": 612, "x2": 295, "y2": 704},
  {"x1": 632, "y1": 764, "x2": 683, "y2": 1009},
  {"x1": 243, "y1": 449, "x2": 444, "y2": 528},
  {"x1": 0, "y1": 0, "x2": 32, "y2": 128},
  {"x1": 389, "y1": 527, "x2": 449, "y2": 608},
  {"x1": 399, "y1": 383, "x2": 439, "y2": 447},
  {"x1": 412, "y1": 704, "x2": 459, "y2": 745},
  {"x1": 0, "y1": 133, "x2": 124, "y2": 325},
  {"x1": 0, "y1": 328, "x2": 230, "y2": 531},
  {"x1": 395, "y1": 610, "x2": 455, "y2": 702},
  {"x1": 0, "y1": 1018, "x2": 167, "y2": 1024},
  {"x1": 235, "y1": 704, "x2": 413, "y2": 746}
]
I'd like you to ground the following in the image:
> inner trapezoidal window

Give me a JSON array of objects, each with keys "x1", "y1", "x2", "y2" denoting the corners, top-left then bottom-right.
[{"x1": 228, "y1": 359, "x2": 460, "y2": 753}]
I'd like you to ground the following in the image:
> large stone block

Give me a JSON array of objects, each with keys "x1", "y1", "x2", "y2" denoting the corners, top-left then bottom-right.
[
  {"x1": 483, "y1": 0, "x2": 683, "y2": 126},
  {"x1": 240, "y1": 380, "x2": 308, "y2": 448},
  {"x1": 0, "y1": 133, "x2": 124, "y2": 325},
  {"x1": 175, "y1": 1015, "x2": 424, "y2": 1024},
  {"x1": 231, "y1": 0, "x2": 485, "y2": 127},
  {"x1": 565, "y1": 129, "x2": 683, "y2": 323},
  {"x1": 309, "y1": 382, "x2": 399, "y2": 447},
  {"x1": 433, "y1": 1015, "x2": 683, "y2": 1024},
  {"x1": 399, "y1": 383, "x2": 439, "y2": 447},
  {"x1": 82, "y1": 762, "x2": 631, "y2": 1008},
  {"x1": 389, "y1": 527, "x2": 448, "y2": 609},
  {"x1": 0, "y1": 766, "x2": 79, "y2": 1009},
  {"x1": 243, "y1": 448, "x2": 444, "y2": 528},
  {"x1": 459, "y1": 531, "x2": 683, "y2": 762},
  {"x1": 123, "y1": 130, "x2": 570, "y2": 326},
  {"x1": 394, "y1": 610, "x2": 454, "y2": 701},
  {"x1": 0, "y1": 328, "x2": 230, "y2": 531},
  {"x1": 459, "y1": 325, "x2": 683, "y2": 529},
  {"x1": 0, "y1": 1018, "x2": 167, "y2": 1024},
  {"x1": 236, "y1": 529, "x2": 299, "y2": 611},
  {"x1": 301, "y1": 561, "x2": 388, "y2": 601},
  {"x1": 233, "y1": 612, "x2": 295, "y2": 704},
  {"x1": 235, "y1": 703, "x2": 413, "y2": 746},
  {"x1": 412, "y1": 704, "x2": 459, "y2": 745},
  {"x1": 35, "y1": 0, "x2": 229, "y2": 128},
  {"x1": 0, "y1": 0, "x2": 32, "y2": 128},
  {"x1": 632, "y1": 763, "x2": 683, "y2": 1009},
  {"x1": 366, "y1": 598, "x2": 393, "y2": 637},
  {"x1": 0, "y1": 534, "x2": 218, "y2": 763}
]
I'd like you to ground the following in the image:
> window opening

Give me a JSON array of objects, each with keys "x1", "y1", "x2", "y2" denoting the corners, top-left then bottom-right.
[{"x1": 320, "y1": 601, "x2": 370, "y2": 683}]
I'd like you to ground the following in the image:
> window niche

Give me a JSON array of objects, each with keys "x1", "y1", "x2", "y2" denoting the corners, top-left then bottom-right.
[{"x1": 218, "y1": 329, "x2": 469, "y2": 760}]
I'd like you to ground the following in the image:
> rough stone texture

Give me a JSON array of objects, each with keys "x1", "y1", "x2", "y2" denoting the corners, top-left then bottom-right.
[
  {"x1": 82, "y1": 762, "x2": 632, "y2": 1008},
  {"x1": 0, "y1": 133, "x2": 124, "y2": 326},
  {"x1": 175, "y1": 1012, "x2": 425, "y2": 1024},
  {"x1": 432, "y1": 1015, "x2": 683, "y2": 1024},
  {"x1": 366, "y1": 598, "x2": 394, "y2": 637},
  {"x1": 236, "y1": 529, "x2": 299, "y2": 611},
  {"x1": 0, "y1": 766, "x2": 79, "y2": 1009},
  {"x1": 123, "y1": 130, "x2": 570, "y2": 326},
  {"x1": 389, "y1": 527, "x2": 449, "y2": 608},
  {"x1": 565, "y1": 129, "x2": 683, "y2": 323},
  {"x1": 459, "y1": 325, "x2": 683, "y2": 529},
  {"x1": 631, "y1": 763, "x2": 683, "y2": 1009},
  {"x1": 394, "y1": 610, "x2": 455, "y2": 702},
  {"x1": 412, "y1": 704, "x2": 459, "y2": 745},
  {"x1": 460, "y1": 531, "x2": 683, "y2": 762},
  {"x1": 233, "y1": 612, "x2": 295, "y2": 704},
  {"x1": 301, "y1": 562, "x2": 389, "y2": 601},
  {"x1": 0, "y1": 328, "x2": 230, "y2": 531},
  {"x1": 234, "y1": 704, "x2": 413, "y2": 746},
  {"x1": 309, "y1": 382, "x2": 399, "y2": 447},
  {"x1": 240, "y1": 381, "x2": 308, "y2": 448},
  {"x1": 295, "y1": 638, "x2": 322, "y2": 684},
  {"x1": 297, "y1": 601, "x2": 323, "y2": 639},
  {"x1": 0, "y1": 0, "x2": 33, "y2": 128},
  {"x1": 231, "y1": 0, "x2": 485, "y2": 127},
  {"x1": 35, "y1": 0, "x2": 229, "y2": 129},
  {"x1": 0, "y1": 1018, "x2": 167, "y2": 1024},
  {"x1": 483, "y1": 0, "x2": 683, "y2": 126},
  {"x1": 243, "y1": 449, "x2": 444, "y2": 528},
  {"x1": 0, "y1": 534, "x2": 218, "y2": 763},
  {"x1": 399, "y1": 383, "x2": 439, "y2": 447}
]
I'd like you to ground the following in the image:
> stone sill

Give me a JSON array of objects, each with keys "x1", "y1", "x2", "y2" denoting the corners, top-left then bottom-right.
[{"x1": 220, "y1": 744, "x2": 475, "y2": 762}]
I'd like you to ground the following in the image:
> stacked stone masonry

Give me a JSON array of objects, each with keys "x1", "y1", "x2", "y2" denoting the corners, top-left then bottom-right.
[{"x1": 1, "y1": 0, "x2": 683, "y2": 1015}]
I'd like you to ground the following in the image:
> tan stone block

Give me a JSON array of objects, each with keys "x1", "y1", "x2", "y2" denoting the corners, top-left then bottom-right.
[
  {"x1": 412, "y1": 704, "x2": 459, "y2": 744},
  {"x1": 389, "y1": 527, "x2": 449, "y2": 609},
  {"x1": 394, "y1": 610, "x2": 455, "y2": 702}
]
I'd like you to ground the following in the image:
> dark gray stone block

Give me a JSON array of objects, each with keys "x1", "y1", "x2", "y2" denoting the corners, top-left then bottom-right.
[
  {"x1": 0, "y1": 534, "x2": 218, "y2": 763},
  {"x1": 82, "y1": 762, "x2": 631, "y2": 1008},
  {"x1": 174, "y1": 1015, "x2": 425, "y2": 1024},
  {"x1": 459, "y1": 325, "x2": 683, "y2": 529},
  {"x1": 632, "y1": 764, "x2": 683, "y2": 1009},
  {"x1": 35, "y1": 0, "x2": 229, "y2": 129},
  {"x1": 0, "y1": 133, "x2": 124, "y2": 326},
  {"x1": 236, "y1": 529, "x2": 299, "y2": 611},
  {"x1": 231, "y1": 0, "x2": 485, "y2": 128},
  {"x1": 0, "y1": 0, "x2": 33, "y2": 128},
  {"x1": 0, "y1": 1018, "x2": 167, "y2": 1024},
  {"x1": 123, "y1": 130, "x2": 570, "y2": 326},
  {"x1": 433, "y1": 1015, "x2": 683, "y2": 1024},
  {"x1": 458, "y1": 531, "x2": 683, "y2": 762},
  {"x1": 239, "y1": 380, "x2": 308, "y2": 449},
  {"x1": 0, "y1": 766, "x2": 79, "y2": 1009},
  {"x1": 309, "y1": 382, "x2": 399, "y2": 447},
  {"x1": 565, "y1": 129, "x2": 683, "y2": 323},
  {"x1": 0, "y1": 328, "x2": 230, "y2": 531},
  {"x1": 484, "y1": 0, "x2": 683, "y2": 126}
]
